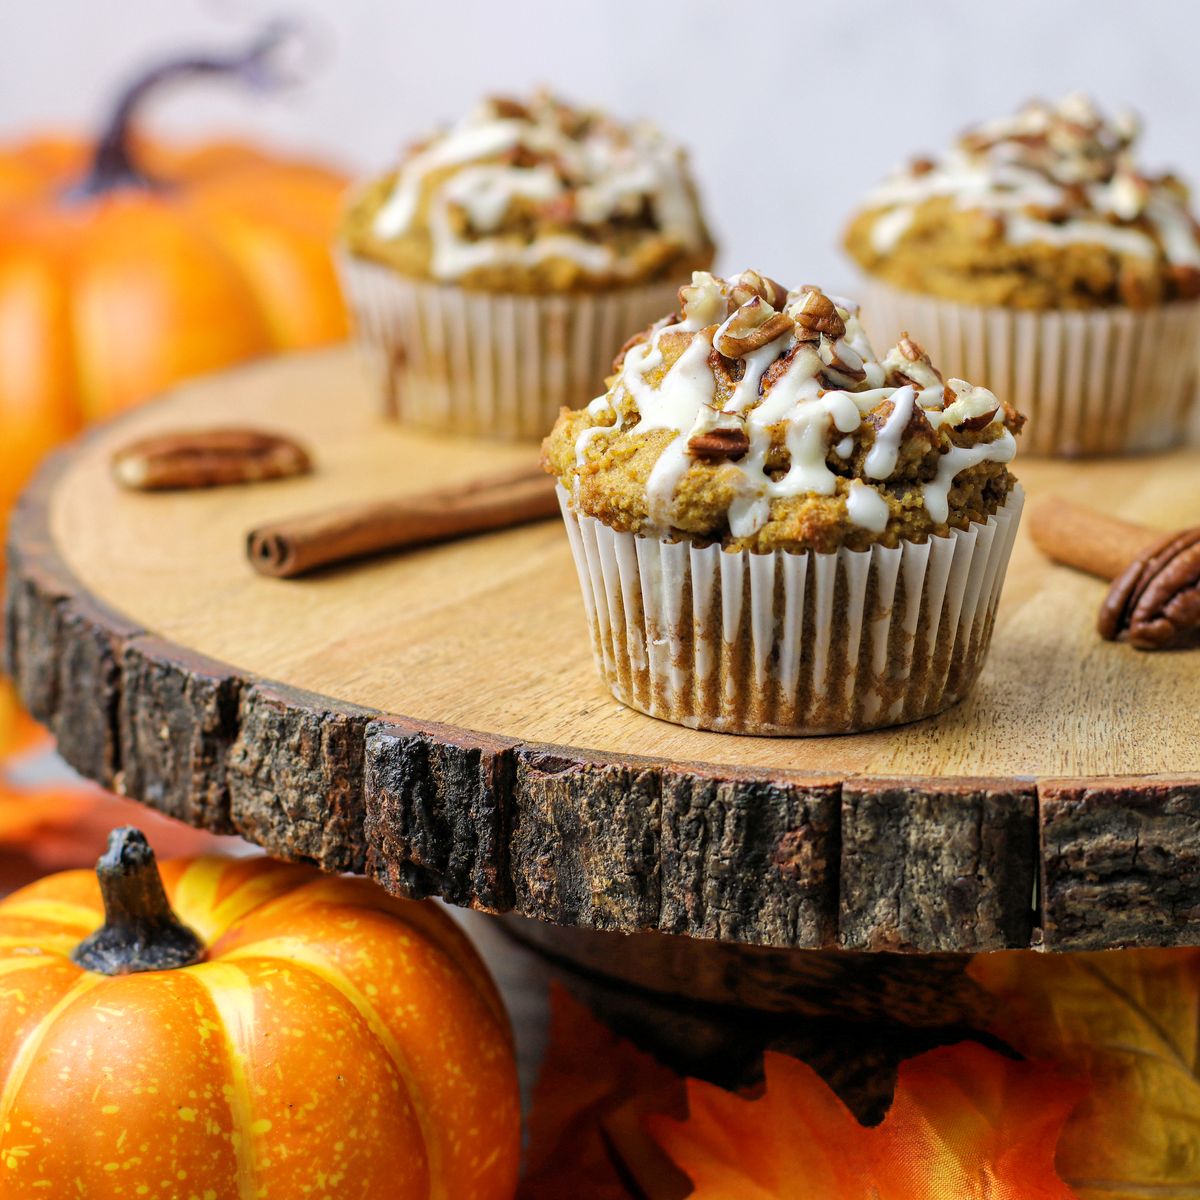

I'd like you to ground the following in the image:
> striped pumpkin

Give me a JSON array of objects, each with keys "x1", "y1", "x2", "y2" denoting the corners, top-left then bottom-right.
[{"x1": 0, "y1": 829, "x2": 520, "y2": 1198}]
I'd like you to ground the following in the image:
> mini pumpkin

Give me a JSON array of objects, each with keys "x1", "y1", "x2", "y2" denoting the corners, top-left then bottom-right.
[
  {"x1": 0, "y1": 25, "x2": 348, "y2": 535},
  {"x1": 0, "y1": 828, "x2": 520, "y2": 1198}
]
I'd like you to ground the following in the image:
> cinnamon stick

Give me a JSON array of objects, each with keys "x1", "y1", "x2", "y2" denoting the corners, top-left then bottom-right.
[
  {"x1": 247, "y1": 464, "x2": 557, "y2": 578},
  {"x1": 1028, "y1": 497, "x2": 1160, "y2": 582}
]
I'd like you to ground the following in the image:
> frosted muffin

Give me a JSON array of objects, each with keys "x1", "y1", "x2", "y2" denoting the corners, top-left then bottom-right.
[
  {"x1": 845, "y1": 95, "x2": 1200, "y2": 456},
  {"x1": 340, "y1": 92, "x2": 714, "y2": 439},
  {"x1": 543, "y1": 270, "x2": 1025, "y2": 735}
]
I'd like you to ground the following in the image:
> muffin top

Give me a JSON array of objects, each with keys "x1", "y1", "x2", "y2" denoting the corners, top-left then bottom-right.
[
  {"x1": 845, "y1": 94, "x2": 1200, "y2": 309},
  {"x1": 543, "y1": 270, "x2": 1023, "y2": 554},
  {"x1": 341, "y1": 92, "x2": 714, "y2": 293}
]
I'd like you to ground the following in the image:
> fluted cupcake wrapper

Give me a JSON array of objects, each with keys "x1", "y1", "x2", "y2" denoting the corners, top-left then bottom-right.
[
  {"x1": 860, "y1": 280, "x2": 1200, "y2": 457},
  {"x1": 338, "y1": 254, "x2": 681, "y2": 442},
  {"x1": 557, "y1": 485, "x2": 1024, "y2": 736}
]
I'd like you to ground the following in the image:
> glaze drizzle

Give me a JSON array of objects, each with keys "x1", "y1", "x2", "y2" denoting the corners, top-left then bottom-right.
[
  {"x1": 863, "y1": 94, "x2": 1200, "y2": 270},
  {"x1": 372, "y1": 93, "x2": 709, "y2": 282}
]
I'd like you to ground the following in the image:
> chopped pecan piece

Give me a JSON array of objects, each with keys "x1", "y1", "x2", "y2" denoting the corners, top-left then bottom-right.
[
  {"x1": 727, "y1": 269, "x2": 790, "y2": 312},
  {"x1": 1169, "y1": 264, "x2": 1200, "y2": 300},
  {"x1": 489, "y1": 96, "x2": 531, "y2": 120},
  {"x1": 707, "y1": 346, "x2": 746, "y2": 387},
  {"x1": 819, "y1": 337, "x2": 867, "y2": 384},
  {"x1": 941, "y1": 380, "x2": 1001, "y2": 430},
  {"x1": 760, "y1": 343, "x2": 816, "y2": 391},
  {"x1": 678, "y1": 277, "x2": 726, "y2": 327},
  {"x1": 714, "y1": 298, "x2": 794, "y2": 357},
  {"x1": 687, "y1": 427, "x2": 750, "y2": 462},
  {"x1": 883, "y1": 334, "x2": 943, "y2": 389},
  {"x1": 790, "y1": 289, "x2": 846, "y2": 340}
]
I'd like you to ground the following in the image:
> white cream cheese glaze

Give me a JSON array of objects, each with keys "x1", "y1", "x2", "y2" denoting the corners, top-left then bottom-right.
[
  {"x1": 371, "y1": 94, "x2": 708, "y2": 282},
  {"x1": 575, "y1": 271, "x2": 1016, "y2": 538},
  {"x1": 863, "y1": 94, "x2": 1200, "y2": 269}
]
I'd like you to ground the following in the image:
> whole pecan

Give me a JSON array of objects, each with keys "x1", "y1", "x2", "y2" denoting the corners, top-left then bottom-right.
[
  {"x1": 688, "y1": 427, "x2": 750, "y2": 462},
  {"x1": 112, "y1": 428, "x2": 313, "y2": 491},
  {"x1": 1099, "y1": 527, "x2": 1200, "y2": 650}
]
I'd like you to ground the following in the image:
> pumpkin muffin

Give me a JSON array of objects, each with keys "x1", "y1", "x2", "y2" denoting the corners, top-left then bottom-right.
[
  {"x1": 339, "y1": 91, "x2": 714, "y2": 440},
  {"x1": 844, "y1": 95, "x2": 1200, "y2": 456},
  {"x1": 543, "y1": 270, "x2": 1025, "y2": 736}
]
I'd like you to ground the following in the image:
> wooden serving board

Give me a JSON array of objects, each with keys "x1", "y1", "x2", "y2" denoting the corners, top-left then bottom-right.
[{"x1": 7, "y1": 347, "x2": 1200, "y2": 954}]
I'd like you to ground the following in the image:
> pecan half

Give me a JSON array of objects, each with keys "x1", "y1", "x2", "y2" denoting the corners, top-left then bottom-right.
[
  {"x1": 687, "y1": 427, "x2": 750, "y2": 463},
  {"x1": 1099, "y1": 527, "x2": 1200, "y2": 649},
  {"x1": 714, "y1": 299, "x2": 794, "y2": 357},
  {"x1": 112, "y1": 428, "x2": 313, "y2": 492},
  {"x1": 791, "y1": 289, "x2": 846, "y2": 341}
]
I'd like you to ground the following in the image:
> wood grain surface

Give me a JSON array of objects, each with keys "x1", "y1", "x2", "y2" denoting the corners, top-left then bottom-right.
[{"x1": 7, "y1": 346, "x2": 1200, "y2": 952}]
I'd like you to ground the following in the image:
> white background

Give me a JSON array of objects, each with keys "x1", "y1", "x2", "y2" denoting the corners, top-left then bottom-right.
[{"x1": 1, "y1": 0, "x2": 1195, "y2": 291}]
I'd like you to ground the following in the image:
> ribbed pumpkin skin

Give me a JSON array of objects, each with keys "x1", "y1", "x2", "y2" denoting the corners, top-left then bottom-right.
[
  {"x1": 0, "y1": 135, "x2": 348, "y2": 538},
  {"x1": 0, "y1": 855, "x2": 520, "y2": 1198}
]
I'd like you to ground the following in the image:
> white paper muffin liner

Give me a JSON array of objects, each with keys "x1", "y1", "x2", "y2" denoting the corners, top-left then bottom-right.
[
  {"x1": 557, "y1": 485, "x2": 1024, "y2": 736},
  {"x1": 338, "y1": 254, "x2": 681, "y2": 441},
  {"x1": 860, "y1": 280, "x2": 1200, "y2": 457}
]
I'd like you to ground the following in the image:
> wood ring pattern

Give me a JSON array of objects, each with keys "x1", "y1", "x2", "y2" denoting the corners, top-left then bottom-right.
[{"x1": 6, "y1": 349, "x2": 1200, "y2": 954}]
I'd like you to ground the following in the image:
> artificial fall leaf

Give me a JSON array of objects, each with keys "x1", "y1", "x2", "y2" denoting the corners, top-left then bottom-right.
[
  {"x1": 0, "y1": 678, "x2": 45, "y2": 759},
  {"x1": 648, "y1": 1043, "x2": 1083, "y2": 1200},
  {"x1": 520, "y1": 985, "x2": 690, "y2": 1200},
  {"x1": 969, "y1": 949, "x2": 1200, "y2": 1199},
  {"x1": 0, "y1": 774, "x2": 233, "y2": 891}
]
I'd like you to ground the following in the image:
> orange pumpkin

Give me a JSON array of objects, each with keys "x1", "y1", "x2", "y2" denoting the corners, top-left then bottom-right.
[
  {"x1": 0, "y1": 828, "x2": 521, "y2": 1198},
  {"x1": 0, "y1": 26, "x2": 349, "y2": 534}
]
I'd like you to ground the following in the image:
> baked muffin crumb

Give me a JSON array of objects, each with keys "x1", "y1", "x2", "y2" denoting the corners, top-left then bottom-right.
[
  {"x1": 543, "y1": 271, "x2": 1023, "y2": 553},
  {"x1": 845, "y1": 94, "x2": 1200, "y2": 309}
]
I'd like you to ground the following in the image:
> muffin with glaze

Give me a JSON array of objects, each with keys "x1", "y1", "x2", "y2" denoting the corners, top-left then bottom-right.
[
  {"x1": 543, "y1": 270, "x2": 1025, "y2": 736},
  {"x1": 844, "y1": 95, "x2": 1200, "y2": 456},
  {"x1": 340, "y1": 91, "x2": 714, "y2": 439}
]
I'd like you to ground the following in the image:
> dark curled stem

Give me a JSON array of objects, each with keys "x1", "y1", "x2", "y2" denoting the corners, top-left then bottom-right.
[
  {"x1": 69, "y1": 20, "x2": 306, "y2": 200},
  {"x1": 71, "y1": 827, "x2": 205, "y2": 975}
]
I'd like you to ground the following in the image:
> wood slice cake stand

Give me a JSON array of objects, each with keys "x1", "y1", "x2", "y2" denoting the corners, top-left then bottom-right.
[{"x1": 7, "y1": 347, "x2": 1200, "y2": 1040}]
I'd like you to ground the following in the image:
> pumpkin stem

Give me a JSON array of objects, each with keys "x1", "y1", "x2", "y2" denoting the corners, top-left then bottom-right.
[
  {"x1": 70, "y1": 20, "x2": 306, "y2": 200},
  {"x1": 71, "y1": 827, "x2": 205, "y2": 975}
]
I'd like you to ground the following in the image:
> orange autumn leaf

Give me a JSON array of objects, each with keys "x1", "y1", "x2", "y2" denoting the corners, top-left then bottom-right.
[
  {"x1": 969, "y1": 949, "x2": 1200, "y2": 1199},
  {"x1": 649, "y1": 1044, "x2": 1084, "y2": 1200},
  {"x1": 520, "y1": 985, "x2": 690, "y2": 1200}
]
